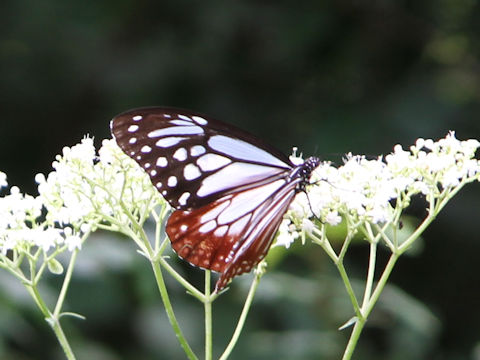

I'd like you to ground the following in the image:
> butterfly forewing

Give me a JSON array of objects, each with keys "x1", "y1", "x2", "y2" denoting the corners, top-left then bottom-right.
[
  {"x1": 111, "y1": 107, "x2": 292, "y2": 210},
  {"x1": 111, "y1": 106, "x2": 321, "y2": 291}
]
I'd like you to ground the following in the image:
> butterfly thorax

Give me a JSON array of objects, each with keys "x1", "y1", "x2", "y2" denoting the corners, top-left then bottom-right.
[{"x1": 290, "y1": 156, "x2": 321, "y2": 193}]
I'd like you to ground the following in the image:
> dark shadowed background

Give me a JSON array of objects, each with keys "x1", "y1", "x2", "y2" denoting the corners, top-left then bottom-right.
[{"x1": 1, "y1": 1, "x2": 480, "y2": 359}]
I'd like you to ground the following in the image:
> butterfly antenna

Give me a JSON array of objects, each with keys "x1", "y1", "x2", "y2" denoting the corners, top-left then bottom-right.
[{"x1": 305, "y1": 188, "x2": 322, "y2": 223}]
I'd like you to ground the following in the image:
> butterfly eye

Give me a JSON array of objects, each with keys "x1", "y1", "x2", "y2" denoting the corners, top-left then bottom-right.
[{"x1": 111, "y1": 107, "x2": 320, "y2": 291}]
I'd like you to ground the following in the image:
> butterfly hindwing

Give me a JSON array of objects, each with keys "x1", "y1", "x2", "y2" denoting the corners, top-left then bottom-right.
[{"x1": 167, "y1": 177, "x2": 299, "y2": 291}]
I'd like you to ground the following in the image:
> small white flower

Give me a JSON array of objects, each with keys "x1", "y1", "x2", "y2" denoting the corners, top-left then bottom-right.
[
  {"x1": 275, "y1": 220, "x2": 296, "y2": 248},
  {"x1": 36, "y1": 228, "x2": 63, "y2": 252},
  {"x1": 325, "y1": 212, "x2": 341, "y2": 226},
  {"x1": 302, "y1": 218, "x2": 315, "y2": 232},
  {"x1": 65, "y1": 233, "x2": 82, "y2": 251}
]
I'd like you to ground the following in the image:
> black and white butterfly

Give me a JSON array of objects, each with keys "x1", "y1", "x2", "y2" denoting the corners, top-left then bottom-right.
[{"x1": 111, "y1": 107, "x2": 320, "y2": 291}]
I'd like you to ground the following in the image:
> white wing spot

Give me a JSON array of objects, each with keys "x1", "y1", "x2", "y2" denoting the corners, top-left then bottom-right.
[
  {"x1": 197, "y1": 153, "x2": 231, "y2": 171},
  {"x1": 199, "y1": 220, "x2": 216, "y2": 233},
  {"x1": 197, "y1": 163, "x2": 284, "y2": 198},
  {"x1": 214, "y1": 225, "x2": 228, "y2": 237},
  {"x1": 141, "y1": 145, "x2": 152, "y2": 153},
  {"x1": 190, "y1": 145, "x2": 206, "y2": 156},
  {"x1": 168, "y1": 176, "x2": 177, "y2": 187},
  {"x1": 148, "y1": 126, "x2": 203, "y2": 138},
  {"x1": 133, "y1": 115, "x2": 143, "y2": 121},
  {"x1": 156, "y1": 182, "x2": 162, "y2": 188},
  {"x1": 156, "y1": 157, "x2": 168, "y2": 167},
  {"x1": 163, "y1": 113, "x2": 171, "y2": 118},
  {"x1": 192, "y1": 115, "x2": 208, "y2": 125},
  {"x1": 173, "y1": 148, "x2": 188, "y2": 161},
  {"x1": 178, "y1": 192, "x2": 190, "y2": 206},
  {"x1": 200, "y1": 200, "x2": 230, "y2": 223},
  {"x1": 217, "y1": 179, "x2": 284, "y2": 225},
  {"x1": 170, "y1": 119, "x2": 192, "y2": 126},
  {"x1": 178, "y1": 114, "x2": 191, "y2": 121},
  {"x1": 128, "y1": 125, "x2": 139, "y2": 132},
  {"x1": 180, "y1": 224, "x2": 187, "y2": 231},
  {"x1": 208, "y1": 135, "x2": 289, "y2": 168},
  {"x1": 150, "y1": 170, "x2": 157, "y2": 176},
  {"x1": 136, "y1": 155, "x2": 142, "y2": 160},
  {"x1": 227, "y1": 214, "x2": 252, "y2": 235},
  {"x1": 184, "y1": 164, "x2": 202, "y2": 180},
  {"x1": 129, "y1": 137, "x2": 137, "y2": 144},
  {"x1": 156, "y1": 137, "x2": 186, "y2": 148},
  {"x1": 144, "y1": 162, "x2": 151, "y2": 169},
  {"x1": 162, "y1": 190, "x2": 167, "y2": 195}
]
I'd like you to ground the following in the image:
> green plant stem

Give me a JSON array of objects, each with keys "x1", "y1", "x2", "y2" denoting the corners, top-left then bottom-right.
[
  {"x1": 54, "y1": 249, "x2": 79, "y2": 317},
  {"x1": 150, "y1": 259, "x2": 198, "y2": 360},
  {"x1": 219, "y1": 271, "x2": 262, "y2": 360},
  {"x1": 49, "y1": 317, "x2": 77, "y2": 360},
  {"x1": 158, "y1": 256, "x2": 205, "y2": 300},
  {"x1": 336, "y1": 261, "x2": 362, "y2": 320},
  {"x1": 342, "y1": 252, "x2": 399, "y2": 360},
  {"x1": 398, "y1": 212, "x2": 435, "y2": 254},
  {"x1": 26, "y1": 285, "x2": 76, "y2": 360},
  {"x1": 129, "y1": 206, "x2": 197, "y2": 359},
  {"x1": 204, "y1": 271, "x2": 213, "y2": 360},
  {"x1": 361, "y1": 241, "x2": 377, "y2": 308}
]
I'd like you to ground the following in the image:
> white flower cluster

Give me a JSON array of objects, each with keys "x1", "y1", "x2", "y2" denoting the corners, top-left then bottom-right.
[
  {"x1": 276, "y1": 132, "x2": 480, "y2": 248},
  {"x1": 0, "y1": 184, "x2": 43, "y2": 253},
  {"x1": 0, "y1": 137, "x2": 162, "y2": 258},
  {"x1": 0, "y1": 181, "x2": 83, "y2": 254},
  {"x1": 36, "y1": 137, "x2": 160, "y2": 228}
]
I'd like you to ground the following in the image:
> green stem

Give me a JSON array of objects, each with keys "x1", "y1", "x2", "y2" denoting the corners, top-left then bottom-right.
[
  {"x1": 127, "y1": 204, "x2": 197, "y2": 359},
  {"x1": 219, "y1": 270, "x2": 262, "y2": 360},
  {"x1": 26, "y1": 285, "x2": 76, "y2": 360},
  {"x1": 336, "y1": 261, "x2": 362, "y2": 320},
  {"x1": 311, "y1": 226, "x2": 339, "y2": 262},
  {"x1": 204, "y1": 271, "x2": 213, "y2": 360},
  {"x1": 150, "y1": 259, "x2": 198, "y2": 360},
  {"x1": 342, "y1": 312, "x2": 364, "y2": 360},
  {"x1": 54, "y1": 249, "x2": 79, "y2": 317},
  {"x1": 397, "y1": 182, "x2": 470, "y2": 255},
  {"x1": 398, "y1": 212, "x2": 435, "y2": 254},
  {"x1": 26, "y1": 284, "x2": 50, "y2": 320},
  {"x1": 342, "y1": 253, "x2": 399, "y2": 360},
  {"x1": 361, "y1": 241, "x2": 377, "y2": 308},
  {"x1": 158, "y1": 256, "x2": 205, "y2": 301},
  {"x1": 48, "y1": 317, "x2": 77, "y2": 360}
]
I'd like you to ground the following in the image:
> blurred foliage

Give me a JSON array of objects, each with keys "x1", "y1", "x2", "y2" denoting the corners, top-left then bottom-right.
[{"x1": 1, "y1": 0, "x2": 480, "y2": 359}]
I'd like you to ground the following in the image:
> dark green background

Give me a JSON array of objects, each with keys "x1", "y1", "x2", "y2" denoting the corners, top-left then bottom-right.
[{"x1": 1, "y1": 1, "x2": 480, "y2": 359}]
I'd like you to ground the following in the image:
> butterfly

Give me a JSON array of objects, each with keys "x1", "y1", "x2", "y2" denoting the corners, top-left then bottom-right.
[{"x1": 111, "y1": 107, "x2": 320, "y2": 292}]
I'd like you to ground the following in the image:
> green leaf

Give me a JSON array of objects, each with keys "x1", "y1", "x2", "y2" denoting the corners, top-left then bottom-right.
[{"x1": 47, "y1": 258, "x2": 64, "y2": 275}]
